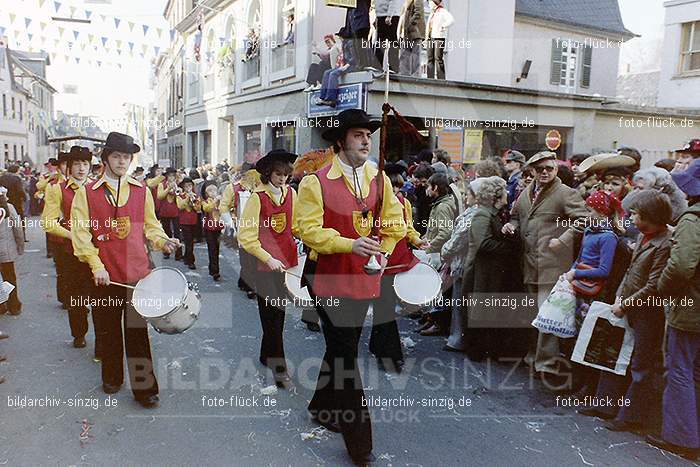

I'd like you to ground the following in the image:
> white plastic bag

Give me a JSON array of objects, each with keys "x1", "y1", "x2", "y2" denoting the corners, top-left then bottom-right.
[
  {"x1": 571, "y1": 301, "x2": 635, "y2": 376},
  {"x1": 0, "y1": 281, "x2": 15, "y2": 304},
  {"x1": 531, "y1": 275, "x2": 577, "y2": 338}
]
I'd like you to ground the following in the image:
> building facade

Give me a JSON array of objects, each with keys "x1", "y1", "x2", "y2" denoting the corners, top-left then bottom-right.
[
  {"x1": 152, "y1": 0, "x2": 698, "y2": 170},
  {"x1": 658, "y1": 0, "x2": 700, "y2": 108}
]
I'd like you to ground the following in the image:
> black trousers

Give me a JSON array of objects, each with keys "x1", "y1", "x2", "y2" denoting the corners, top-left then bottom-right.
[
  {"x1": 369, "y1": 274, "x2": 403, "y2": 362},
  {"x1": 194, "y1": 213, "x2": 203, "y2": 243},
  {"x1": 375, "y1": 16, "x2": 400, "y2": 72},
  {"x1": 160, "y1": 217, "x2": 182, "y2": 259},
  {"x1": 238, "y1": 249, "x2": 256, "y2": 292},
  {"x1": 300, "y1": 256, "x2": 320, "y2": 325},
  {"x1": 63, "y1": 251, "x2": 102, "y2": 355},
  {"x1": 255, "y1": 270, "x2": 287, "y2": 374},
  {"x1": 180, "y1": 224, "x2": 196, "y2": 266},
  {"x1": 0, "y1": 262, "x2": 21, "y2": 312},
  {"x1": 308, "y1": 297, "x2": 373, "y2": 460},
  {"x1": 306, "y1": 61, "x2": 331, "y2": 85},
  {"x1": 352, "y1": 27, "x2": 372, "y2": 69},
  {"x1": 53, "y1": 245, "x2": 70, "y2": 306},
  {"x1": 93, "y1": 284, "x2": 158, "y2": 400},
  {"x1": 427, "y1": 38, "x2": 446, "y2": 79},
  {"x1": 204, "y1": 229, "x2": 221, "y2": 276}
]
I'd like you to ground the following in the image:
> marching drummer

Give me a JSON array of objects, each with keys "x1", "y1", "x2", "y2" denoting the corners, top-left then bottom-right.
[
  {"x1": 296, "y1": 109, "x2": 406, "y2": 465},
  {"x1": 41, "y1": 146, "x2": 103, "y2": 356},
  {"x1": 70, "y1": 132, "x2": 181, "y2": 408},
  {"x1": 176, "y1": 177, "x2": 202, "y2": 270},
  {"x1": 369, "y1": 164, "x2": 428, "y2": 373},
  {"x1": 157, "y1": 167, "x2": 183, "y2": 260},
  {"x1": 238, "y1": 149, "x2": 299, "y2": 389},
  {"x1": 42, "y1": 151, "x2": 70, "y2": 307}
]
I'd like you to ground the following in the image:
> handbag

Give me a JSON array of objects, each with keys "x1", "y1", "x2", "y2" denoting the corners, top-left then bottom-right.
[{"x1": 571, "y1": 263, "x2": 605, "y2": 297}]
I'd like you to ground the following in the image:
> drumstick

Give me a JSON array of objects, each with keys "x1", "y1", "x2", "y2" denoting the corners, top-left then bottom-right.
[
  {"x1": 109, "y1": 281, "x2": 138, "y2": 290},
  {"x1": 283, "y1": 269, "x2": 303, "y2": 279}
]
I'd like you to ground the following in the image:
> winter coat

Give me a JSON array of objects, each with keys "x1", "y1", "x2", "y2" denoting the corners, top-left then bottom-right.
[
  {"x1": 658, "y1": 203, "x2": 700, "y2": 332},
  {"x1": 425, "y1": 193, "x2": 457, "y2": 254},
  {"x1": 441, "y1": 204, "x2": 478, "y2": 277},
  {"x1": 617, "y1": 229, "x2": 672, "y2": 320},
  {"x1": 509, "y1": 178, "x2": 589, "y2": 285},
  {"x1": 345, "y1": 0, "x2": 371, "y2": 34},
  {"x1": 375, "y1": 0, "x2": 403, "y2": 17},
  {"x1": 425, "y1": 3, "x2": 454, "y2": 39},
  {"x1": 397, "y1": 0, "x2": 426, "y2": 40},
  {"x1": 0, "y1": 203, "x2": 24, "y2": 263},
  {"x1": 462, "y1": 205, "x2": 520, "y2": 296}
]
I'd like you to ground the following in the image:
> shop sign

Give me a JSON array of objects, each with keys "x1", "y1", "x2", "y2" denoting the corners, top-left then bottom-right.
[
  {"x1": 307, "y1": 83, "x2": 366, "y2": 118},
  {"x1": 545, "y1": 129, "x2": 562, "y2": 151}
]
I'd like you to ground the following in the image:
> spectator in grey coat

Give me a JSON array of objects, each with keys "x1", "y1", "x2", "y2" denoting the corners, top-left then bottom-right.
[{"x1": 397, "y1": 0, "x2": 426, "y2": 76}]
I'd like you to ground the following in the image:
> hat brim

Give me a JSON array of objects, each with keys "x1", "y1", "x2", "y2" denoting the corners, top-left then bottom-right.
[
  {"x1": 104, "y1": 143, "x2": 141, "y2": 154},
  {"x1": 580, "y1": 154, "x2": 635, "y2": 173},
  {"x1": 322, "y1": 120, "x2": 382, "y2": 142},
  {"x1": 255, "y1": 151, "x2": 298, "y2": 172}
]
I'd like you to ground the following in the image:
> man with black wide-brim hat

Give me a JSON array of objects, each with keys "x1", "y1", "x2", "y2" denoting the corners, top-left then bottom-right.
[
  {"x1": 297, "y1": 109, "x2": 406, "y2": 464},
  {"x1": 42, "y1": 145, "x2": 103, "y2": 354},
  {"x1": 71, "y1": 132, "x2": 181, "y2": 408}
]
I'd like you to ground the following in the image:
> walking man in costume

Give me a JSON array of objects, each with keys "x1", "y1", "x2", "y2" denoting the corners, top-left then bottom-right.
[
  {"x1": 71, "y1": 132, "x2": 181, "y2": 408},
  {"x1": 297, "y1": 109, "x2": 406, "y2": 465}
]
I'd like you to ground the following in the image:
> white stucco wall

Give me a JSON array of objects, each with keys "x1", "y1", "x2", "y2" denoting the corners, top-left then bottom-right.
[
  {"x1": 511, "y1": 19, "x2": 623, "y2": 97},
  {"x1": 657, "y1": 0, "x2": 700, "y2": 108}
]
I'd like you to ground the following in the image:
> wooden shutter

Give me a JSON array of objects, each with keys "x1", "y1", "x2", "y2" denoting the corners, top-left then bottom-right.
[
  {"x1": 550, "y1": 39, "x2": 564, "y2": 85},
  {"x1": 581, "y1": 45, "x2": 592, "y2": 88}
]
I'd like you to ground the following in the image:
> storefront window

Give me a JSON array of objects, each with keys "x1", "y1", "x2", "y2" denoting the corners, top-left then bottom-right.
[
  {"x1": 269, "y1": 122, "x2": 296, "y2": 153},
  {"x1": 242, "y1": 125, "x2": 261, "y2": 164}
]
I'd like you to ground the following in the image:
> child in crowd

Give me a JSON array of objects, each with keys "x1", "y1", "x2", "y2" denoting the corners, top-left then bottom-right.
[
  {"x1": 580, "y1": 190, "x2": 672, "y2": 433},
  {"x1": 176, "y1": 177, "x2": 202, "y2": 269},
  {"x1": 201, "y1": 180, "x2": 224, "y2": 281}
]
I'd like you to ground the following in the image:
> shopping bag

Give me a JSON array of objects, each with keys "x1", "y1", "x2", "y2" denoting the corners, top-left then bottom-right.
[
  {"x1": 531, "y1": 275, "x2": 577, "y2": 338},
  {"x1": 0, "y1": 281, "x2": 15, "y2": 304},
  {"x1": 571, "y1": 301, "x2": 635, "y2": 376}
]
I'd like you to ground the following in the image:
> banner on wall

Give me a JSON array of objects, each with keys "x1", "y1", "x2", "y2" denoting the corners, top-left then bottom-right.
[
  {"x1": 436, "y1": 127, "x2": 464, "y2": 166},
  {"x1": 463, "y1": 129, "x2": 484, "y2": 164}
]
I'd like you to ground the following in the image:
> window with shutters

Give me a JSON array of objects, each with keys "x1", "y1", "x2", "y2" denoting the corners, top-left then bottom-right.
[
  {"x1": 680, "y1": 21, "x2": 700, "y2": 73},
  {"x1": 580, "y1": 45, "x2": 592, "y2": 88},
  {"x1": 550, "y1": 39, "x2": 578, "y2": 92}
]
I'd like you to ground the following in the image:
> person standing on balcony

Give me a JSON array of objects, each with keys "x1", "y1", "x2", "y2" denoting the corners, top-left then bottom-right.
[
  {"x1": 374, "y1": 0, "x2": 403, "y2": 73},
  {"x1": 397, "y1": 0, "x2": 426, "y2": 77},
  {"x1": 425, "y1": 0, "x2": 454, "y2": 79}
]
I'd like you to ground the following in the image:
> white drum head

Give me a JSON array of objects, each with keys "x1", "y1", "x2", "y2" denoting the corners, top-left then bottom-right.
[
  {"x1": 393, "y1": 262, "x2": 442, "y2": 306},
  {"x1": 132, "y1": 267, "x2": 188, "y2": 319},
  {"x1": 284, "y1": 255, "x2": 313, "y2": 307}
]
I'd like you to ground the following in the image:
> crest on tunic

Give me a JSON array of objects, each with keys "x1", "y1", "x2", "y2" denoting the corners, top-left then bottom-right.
[
  {"x1": 110, "y1": 216, "x2": 131, "y2": 240},
  {"x1": 270, "y1": 212, "x2": 287, "y2": 234},
  {"x1": 352, "y1": 210, "x2": 373, "y2": 237}
]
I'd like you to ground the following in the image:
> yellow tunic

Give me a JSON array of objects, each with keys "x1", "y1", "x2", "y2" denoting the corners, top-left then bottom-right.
[
  {"x1": 70, "y1": 176, "x2": 169, "y2": 274},
  {"x1": 296, "y1": 156, "x2": 406, "y2": 256},
  {"x1": 41, "y1": 177, "x2": 87, "y2": 240},
  {"x1": 238, "y1": 184, "x2": 300, "y2": 264}
]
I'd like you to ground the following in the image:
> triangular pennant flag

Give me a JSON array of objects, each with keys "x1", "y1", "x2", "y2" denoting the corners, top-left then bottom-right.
[
  {"x1": 156, "y1": 28, "x2": 163, "y2": 39},
  {"x1": 118, "y1": 63, "x2": 122, "y2": 69},
  {"x1": 39, "y1": 0, "x2": 46, "y2": 7},
  {"x1": 154, "y1": 46, "x2": 160, "y2": 56},
  {"x1": 28, "y1": 33, "x2": 33, "y2": 41},
  {"x1": 101, "y1": 37, "x2": 108, "y2": 46},
  {"x1": 9, "y1": 14, "x2": 16, "y2": 24},
  {"x1": 58, "y1": 26, "x2": 65, "y2": 37},
  {"x1": 97, "y1": 60, "x2": 101, "y2": 67},
  {"x1": 73, "y1": 30, "x2": 79, "y2": 40},
  {"x1": 170, "y1": 29, "x2": 176, "y2": 42},
  {"x1": 41, "y1": 37, "x2": 46, "y2": 45},
  {"x1": 114, "y1": 18, "x2": 120, "y2": 29},
  {"x1": 128, "y1": 42, "x2": 134, "y2": 52},
  {"x1": 140, "y1": 52, "x2": 144, "y2": 59},
  {"x1": 75, "y1": 57, "x2": 80, "y2": 64},
  {"x1": 128, "y1": 21, "x2": 135, "y2": 32},
  {"x1": 117, "y1": 49, "x2": 121, "y2": 56},
  {"x1": 69, "y1": 6, "x2": 76, "y2": 16},
  {"x1": 54, "y1": 2, "x2": 61, "y2": 13},
  {"x1": 40, "y1": 22, "x2": 47, "y2": 31},
  {"x1": 141, "y1": 44, "x2": 148, "y2": 54},
  {"x1": 80, "y1": 43, "x2": 86, "y2": 51},
  {"x1": 143, "y1": 25, "x2": 149, "y2": 36},
  {"x1": 25, "y1": 18, "x2": 32, "y2": 28},
  {"x1": 100, "y1": 14, "x2": 106, "y2": 22},
  {"x1": 88, "y1": 34, "x2": 94, "y2": 43},
  {"x1": 116, "y1": 39, "x2": 122, "y2": 48},
  {"x1": 93, "y1": 46, "x2": 98, "y2": 51},
  {"x1": 85, "y1": 10, "x2": 92, "y2": 20}
]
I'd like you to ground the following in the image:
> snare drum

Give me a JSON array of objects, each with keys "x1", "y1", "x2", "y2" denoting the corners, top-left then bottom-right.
[
  {"x1": 393, "y1": 262, "x2": 442, "y2": 308},
  {"x1": 131, "y1": 267, "x2": 201, "y2": 334},
  {"x1": 284, "y1": 255, "x2": 314, "y2": 308}
]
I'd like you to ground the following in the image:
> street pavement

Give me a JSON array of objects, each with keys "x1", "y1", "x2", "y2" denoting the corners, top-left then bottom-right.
[{"x1": 0, "y1": 219, "x2": 695, "y2": 466}]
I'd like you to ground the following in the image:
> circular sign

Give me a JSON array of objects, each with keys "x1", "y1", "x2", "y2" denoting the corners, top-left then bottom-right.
[{"x1": 545, "y1": 130, "x2": 562, "y2": 151}]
